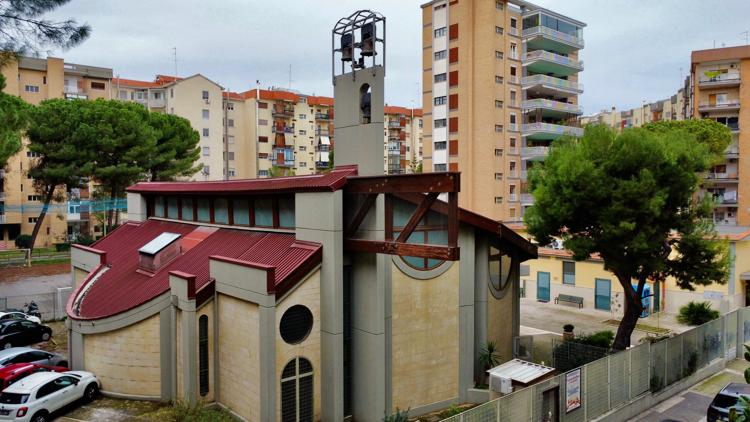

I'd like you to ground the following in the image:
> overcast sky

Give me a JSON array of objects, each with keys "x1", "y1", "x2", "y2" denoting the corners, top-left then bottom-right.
[{"x1": 45, "y1": 0, "x2": 750, "y2": 114}]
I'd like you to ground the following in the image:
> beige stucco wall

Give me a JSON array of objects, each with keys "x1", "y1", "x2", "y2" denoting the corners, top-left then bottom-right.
[
  {"x1": 82, "y1": 314, "x2": 161, "y2": 397},
  {"x1": 73, "y1": 267, "x2": 89, "y2": 288},
  {"x1": 391, "y1": 260, "x2": 459, "y2": 410},
  {"x1": 217, "y1": 293, "x2": 260, "y2": 421},
  {"x1": 486, "y1": 275, "x2": 518, "y2": 362},
  {"x1": 275, "y1": 269, "x2": 322, "y2": 420}
]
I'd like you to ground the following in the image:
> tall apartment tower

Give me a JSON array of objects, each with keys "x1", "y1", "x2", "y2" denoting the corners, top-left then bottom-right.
[
  {"x1": 421, "y1": 0, "x2": 584, "y2": 222},
  {"x1": 690, "y1": 45, "x2": 750, "y2": 226}
]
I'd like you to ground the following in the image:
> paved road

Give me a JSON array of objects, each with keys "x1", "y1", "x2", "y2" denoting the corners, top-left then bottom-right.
[
  {"x1": 632, "y1": 391, "x2": 711, "y2": 422},
  {"x1": 0, "y1": 263, "x2": 71, "y2": 296}
]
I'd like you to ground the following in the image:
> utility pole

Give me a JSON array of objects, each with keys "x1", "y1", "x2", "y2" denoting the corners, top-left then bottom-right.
[
  {"x1": 172, "y1": 47, "x2": 178, "y2": 76},
  {"x1": 742, "y1": 31, "x2": 749, "y2": 45},
  {"x1": 288, "y1": 65, "x2": 292, "y2": 89}
]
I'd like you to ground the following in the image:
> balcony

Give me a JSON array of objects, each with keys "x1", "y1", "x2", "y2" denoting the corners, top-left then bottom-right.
[
  {"x1": 726, "y1": 143, "x2": 739, "y2": 159},
  {"x1": 315, "y1": 113, "x2": 331, "y2": 121},
  {"x1": 508, "y1": 193, "x2": 518, "y2": 202},
  {"x1": 508, "y1": 123, "x2": 520, "y2": 132},
  {"x1": 705, "y1": 172, "x2": 739, "y2": 182},
  {"x1": 316, "y1": 161, "x2": 330, "y2": 169},
  {"x1": 522, "y1": 98, "x2": 582, "y2": 117},
  {"x1": 523, "y1": 25, "x2": 584, "y2": 52},
  {"x1": 521, "y1": 146, "x2": 550, "y2": 160},
  {"x1": 508, "y1": 27, "x2": 520, "y2": 37},
  {"x1": 0, "y1": 169, "x2": 4, "y2": 179},
  {"x1": 0, "y1": 214, "x2": 4, "y2": 223},
  {"x1": 272, "y1": 125, "x2": 295, "y2": 134},
  {"x1": 698, "y1": 100, "x2": 740, "y2": 112},
  {"x1": 523, "y1": 50, "x2": 583, "y2": 77},
  {"x1": 63, "y1": 85, "x2": 87, "y2": 100},
  {"x1": 0, "y1": 192, "x2": 5, "y2": 201},
  {"x1": 272, "y1": 107, "x2": 295, "y2": 118},
  {"x1": 388, "y1": 120, "x2": 404, "y2": 129},
  {"x1": 698, "y1": 74, "x2": 741, "y2": 88},
  {"x1": 522, "y1": 122, "x2": 583, "y2": 140},
  {"x1": 714, "y1": 194, "x2": 738, "y2": 206},
  {"x1": 316, "y1": 128, "x2": 330, "y2": 136},
  {"x1": 521, "y1": 194, "x2": 535, "y2": 204},
  {"x1": 522, "y1": 74, "x2": 583, "y2": 95}
]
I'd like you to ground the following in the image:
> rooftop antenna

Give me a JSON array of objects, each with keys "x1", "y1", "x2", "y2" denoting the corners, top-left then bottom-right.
[
  {"x1": 742, "y1": 31, "x2": 749, "y2": 45},
  {"x1": 172, "y1": 47, "x2": 178, "y2": 76},
  {"x1": 288, "y1": 64, "x2": 293, "y2": 89}
]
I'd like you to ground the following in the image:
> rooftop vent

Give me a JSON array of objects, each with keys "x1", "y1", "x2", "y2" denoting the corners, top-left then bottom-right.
[{"x1": 139, "y1": 232, "x2": 182, "y2": 273}]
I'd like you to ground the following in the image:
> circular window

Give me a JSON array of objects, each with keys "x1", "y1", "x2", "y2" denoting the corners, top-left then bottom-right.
[{"x1": 280, "y1": 305, "x2": 313, "y2": 345}]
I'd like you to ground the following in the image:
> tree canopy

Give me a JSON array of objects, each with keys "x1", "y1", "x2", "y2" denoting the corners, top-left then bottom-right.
[
  {"x1": 26, "y1": 98, "x2": 94, "y2": 249},
  {"x1": 525, "y1": 121, "x2": 731, "y2": 350},
  {"x1": 0, "y1": 0, "x2": 90, "y2": 65},
  {"x1": 147, "y1": 112, "x2": 201, "y2": 181},
  {"x1": 0, "y1": 73, "x2": 29, "y2": 166}
]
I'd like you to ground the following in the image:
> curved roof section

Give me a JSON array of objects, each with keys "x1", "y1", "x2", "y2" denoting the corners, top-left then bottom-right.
[{"x1": 69, "y1": 219, "x2": 322, "y2": 320}]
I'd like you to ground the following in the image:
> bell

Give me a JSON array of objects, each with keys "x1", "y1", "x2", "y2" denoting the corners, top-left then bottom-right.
[
  {"x1": 341, "y1": 33, "x2": 353, "y2": 62},
  {"x1": 360, "y1": 22, "x2": 376, "y2": 56}
]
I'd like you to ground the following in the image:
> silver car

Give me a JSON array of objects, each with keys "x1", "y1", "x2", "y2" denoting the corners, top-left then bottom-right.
[{"x1": 0, "y1": 349, "x2": 67, "y2": 369}]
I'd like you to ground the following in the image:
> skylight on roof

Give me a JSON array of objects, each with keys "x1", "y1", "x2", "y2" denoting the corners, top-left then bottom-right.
[{"x1": 139, "y1": 232, "x2": 181, "y2": 255}]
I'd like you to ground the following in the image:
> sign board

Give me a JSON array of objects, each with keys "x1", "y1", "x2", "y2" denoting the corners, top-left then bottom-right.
[{"x1": 565, "y1": 368, "x2": 582, "y2": 413}]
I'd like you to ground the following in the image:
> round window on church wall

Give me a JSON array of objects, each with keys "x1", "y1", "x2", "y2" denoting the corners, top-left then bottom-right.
[{"x1": 280, "y1": 305, "x2": 314, "y2": 345}]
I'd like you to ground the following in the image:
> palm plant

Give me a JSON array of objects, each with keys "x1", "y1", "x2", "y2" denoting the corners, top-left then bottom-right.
[{"x1": 479, "y1": 341, "x2": 502, "y2": 371}]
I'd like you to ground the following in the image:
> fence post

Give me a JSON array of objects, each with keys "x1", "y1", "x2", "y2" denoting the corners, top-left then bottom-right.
[
  {"x1": 496, "y1": 397, "x2": 501, "y2": 422},
  {"x1": 738, "y1": 310, "x2": 744, "y2": 360}
]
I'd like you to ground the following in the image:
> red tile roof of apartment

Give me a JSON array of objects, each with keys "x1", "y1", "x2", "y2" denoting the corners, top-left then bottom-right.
[
  {"x1": 111, "y1": 77, "x2": 162, "y2": 88},
  {"x1": 244, "y1": 89, "x2": 300, "y2": 102},
  {"x1": 154, "y1": 74, "x2": 183, "y2": 84},
  {"x1": 308, "y1": 95, "x2": 334, "y2": 106},
  {"x1": 126, "y1": 166, "x2": 358, "y2": 195},
  {"x1": 223, "y1": 91, "x2": 245, "y2": 100},
  {"x1": 68, "y1": 219, "x2": 322, "y2": 320}
]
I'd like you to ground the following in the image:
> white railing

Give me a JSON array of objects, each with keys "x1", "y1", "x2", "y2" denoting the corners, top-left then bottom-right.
[
  {"x1": 522, "y1": 26, "x2": 584, "y2": 47},
  {"x1": 522, "y1": 74, "x2": 583, "y2": 92},
  {"x1": 698, "y1": 100, "x2": 740, "y2": 110},
  {"x1": 507, "y1": 123, "x2": 519, "y2": 132},
  {"x1": 522, "y1": 98, "x2": 582, "y2": 115},
  {"x1": 522, "y1": 122, "x2": 584, "y2": 137},
  {"x1": 706, "y1": 172, "x2": 739, "y2": 180},
  {"x1": 698, "y1": 74, "x2": 741, "y2": 85},
  {"x1": 521, "y1": 146, "x2": 550, "y2": 158},
  {"x1": 520, "y1": 193, "x2": 534, "y2": 203},
  {"x1": 523, "y1": 50, "x2": 584, "y2": 70},
  {"x1": 507, "y1": 76, "x2": 520, "y2": 85},
  {"x1": 508, "y1": 194, "x2": 518, "y2": 202}
]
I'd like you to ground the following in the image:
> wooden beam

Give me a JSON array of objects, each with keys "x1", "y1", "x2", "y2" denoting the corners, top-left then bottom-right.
[
  {"x1": 384, "y1": 193, "x2": 393, "y2": 241},
  {"x1": 448, "y1": 190, "x2": 458, "y2": 247},
  {"x1": 396, "y1": 192, "x2": 438, "y2": 243},
  {"x1": 344, "y1": 239, "x2": 460, "y2": 261},
  {"x1": 345, "y1": 193, "x2": 378, "y2": 237},
  {"x1": 344, "y1": 172, "x2": 460, "y2": 194}
]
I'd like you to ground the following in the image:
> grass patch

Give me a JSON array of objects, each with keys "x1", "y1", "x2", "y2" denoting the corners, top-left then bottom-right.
[
  {"x1": 141, "y1": 401, "x2": 239, "y2": 421},
  {"x1": 602, "y1": 319, "x2": 671, "y2": 334},
  {"x1": 693, "y1": 371, "x2": 746, "y2": 397},
  {"x1": 0, "y1": 247, "x2": 58, "y2": 258},
  {"x1": 31, "y1": 257, "x2": 70, "y2": 266}
]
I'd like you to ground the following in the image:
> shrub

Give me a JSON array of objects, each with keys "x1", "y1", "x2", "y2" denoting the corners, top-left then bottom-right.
[
  {"x1": 575, "y1": 330, "x2": 614, "y2": 349},
  {"x1": 145, "y1": 401, "x2": 237, "y2": 421},
  {"x1": 75, "y1": 234, "x2": 95, "y2": 246},
  {"x1": 383, "y1": 408, "x2": 410, "y2": 422},
  {"x1": 439, "y1": 404, "x2": 463, "y2": 418},
  {"x1": 478, "y1": 341, "x2": 501, "y2": 370},
  {"x1": 683, "y1": 351, "x2": 698, "y2": 377},
  {"x1": 14, "y1": 234, "x2": 32, "y2": 249},
  {"x1": 677, "y1": 301, "x2": 719, "y2": 326},
  {"x1": 55, "y1": 243, "x2": 71, "y2": 252},
  {"x1": 563, "y1": 324, "x2": 574, "y2": 332}
]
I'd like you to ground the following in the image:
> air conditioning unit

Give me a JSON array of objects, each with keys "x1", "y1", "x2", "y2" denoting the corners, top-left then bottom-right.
[{"x1": 489, "y1": 374, "x2": 513, "y2": 394}]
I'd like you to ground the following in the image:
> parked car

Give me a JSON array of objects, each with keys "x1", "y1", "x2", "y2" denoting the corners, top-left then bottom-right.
[
  {"x1": 707, "y1": 382, "x2": 750, "y2": 422},
  {"x1": 0, "y1": 314, "x2": 41, "y2": 326},
  {"x1": 0, "y1": 349, "x2": 66, "y2": 370},
  {"x1": 0, "y1": 371, "x2": 99, "y2": 422},
  {"x1": 0, "y1": 322, "x2": 51, "y2": 350},
  {"x1": 0, "y1": 364, "x2": 68, "y2": 390}
]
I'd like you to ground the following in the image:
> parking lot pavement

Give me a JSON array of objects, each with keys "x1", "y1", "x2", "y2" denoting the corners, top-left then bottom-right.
[{"x1": 51, "y1": 397, "x2": 166, "y2": 421}]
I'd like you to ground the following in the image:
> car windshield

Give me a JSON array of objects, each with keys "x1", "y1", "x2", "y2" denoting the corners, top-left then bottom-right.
[
  {"x1": 714, "y1": 393, "x2": 739, "y2": 409},
  {"x1": 0, "y1": 392, "x2": 29, "y2": 404}
]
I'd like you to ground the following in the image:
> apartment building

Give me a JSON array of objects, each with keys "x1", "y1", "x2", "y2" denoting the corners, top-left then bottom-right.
[
  {"x1": 691, "y1": 46, "x2": 750, "y2": 226},
  {"x1": 112, "y1": 74, "x2": 225, "y2": 181},
  {"x1": 0, "y1": 57, "x2": 113, "y2": 248},
  {"x1": 581, "y1": 90, "x2": 688, "y2": 130},
  {"x1": 421, "y1": 0, "x2": 585, "y2": 223},
  {"x1": 384, "y1": 106, "x2": 423, "y2": 174}
]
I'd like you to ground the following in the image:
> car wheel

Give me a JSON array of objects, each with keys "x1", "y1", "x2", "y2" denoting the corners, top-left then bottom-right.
[
  {"x1": 84, "y1": 383, "x2": 100, "y2": 402},
  {"x1": 1, "y1": 342, "x2": 11, "y2": 350},
  {"x1": 41, "y1": 332, "x2": 51, "y2": 341},
  {"x1": 31, "y1": 411, "x2": 48, "y2": 422}
]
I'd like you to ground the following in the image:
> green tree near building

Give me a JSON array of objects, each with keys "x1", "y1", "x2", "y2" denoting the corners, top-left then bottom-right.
[
  {"x1": 0, "y1": 0, "x2": 90, "y2": 65},
  {"x1": 525, "y1": 122, "x2": 731, "y2": 350},
  {"x1": 0, "y1": 74, "x2": 30, "y2": 167},
  {"x1": 26, "y1": 99, "x2": 93, "y2": 250},
  {"x1": 147, "y1": 112, "x2": 202, "y2": 181},
  {"x1": 85, "y1": 100, "x2": 156, "y2": 229}
]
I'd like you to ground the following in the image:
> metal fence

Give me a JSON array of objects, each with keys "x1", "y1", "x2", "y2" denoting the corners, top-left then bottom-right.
[
  {"x1": 0, "y1": 287, "x2": 72, "y2": 321},
  {"x1": 442, "y1": 307, "x2": 750, "y2": 421}
]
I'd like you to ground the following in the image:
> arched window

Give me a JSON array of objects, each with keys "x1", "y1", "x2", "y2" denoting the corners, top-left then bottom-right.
[
  {"x1": 198, "y1": 315, "x2": 209, "y2": 396},
  {"x1": 281, "y1": 357, "x2": 313, "y2": 422}
]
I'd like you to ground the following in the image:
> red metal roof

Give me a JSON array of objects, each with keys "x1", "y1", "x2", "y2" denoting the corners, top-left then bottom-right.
[
  {"x1": 126, "y1": 166, "x2": 357, "y2": 195},
  {"x1": 69, "y1": 220, "x2": 322, "y2": 320}
]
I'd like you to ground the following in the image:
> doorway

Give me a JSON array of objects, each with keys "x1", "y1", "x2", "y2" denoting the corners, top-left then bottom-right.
[
  {"x1": 537, "y1": 272, "x2": 550, "y2": 302},
  {"x1": 541, "y1": 386, "x2": 560, "y2": 422},
  {"x1": 595, "y1": 278, "x2": 611, "y2": 311}
]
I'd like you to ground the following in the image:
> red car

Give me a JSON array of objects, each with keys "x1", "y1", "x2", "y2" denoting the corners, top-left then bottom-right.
[{"x1": 0, "y1": 362, "x2": 68, "y2": 390}]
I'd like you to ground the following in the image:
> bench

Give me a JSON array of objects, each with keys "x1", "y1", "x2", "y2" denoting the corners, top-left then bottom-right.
[{"x1": 554, "y1": 294, "x2": 583, "y2": 308}]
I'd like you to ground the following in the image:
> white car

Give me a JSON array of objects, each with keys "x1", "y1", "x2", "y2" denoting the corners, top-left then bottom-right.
[
  {"x1": 0, "y1": 314, "x2": 40, "y2": 326},
  {"x1": 0, "y1": 371, "x2": 99, "y2": 422}
]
